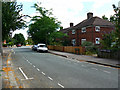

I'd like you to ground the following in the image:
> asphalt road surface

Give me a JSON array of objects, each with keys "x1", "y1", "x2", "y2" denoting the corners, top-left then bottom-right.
[{"x1": 11, "y1": 46, "x2": 118, "y2": 88}]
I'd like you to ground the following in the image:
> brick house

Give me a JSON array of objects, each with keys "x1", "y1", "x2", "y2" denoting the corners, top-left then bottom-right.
[{"x1": 60, "y1": 12, "x2": 114, "y2": 46}]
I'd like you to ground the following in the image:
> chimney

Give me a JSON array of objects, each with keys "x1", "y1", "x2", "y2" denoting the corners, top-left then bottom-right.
[
  {"x1": 70, "y1": 23, "x2": 74, "y2": 27},
  {"x1": 87, "y1": 12, "x2": 93, "y2": 19}
]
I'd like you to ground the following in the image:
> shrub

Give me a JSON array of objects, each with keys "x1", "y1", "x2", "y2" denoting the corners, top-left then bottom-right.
[{"x1": 81, "y1": 41, "x2": 98, "y2": 54}]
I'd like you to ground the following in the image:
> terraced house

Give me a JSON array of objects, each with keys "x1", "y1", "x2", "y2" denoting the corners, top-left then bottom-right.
[{"x1": 60, "y1": 12, "x2": 114, "y2": 46}]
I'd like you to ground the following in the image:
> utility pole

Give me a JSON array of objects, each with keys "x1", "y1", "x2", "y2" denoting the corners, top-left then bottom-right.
[{"x1": 0, "y1": 1, "x2": 3, "y2": 56}]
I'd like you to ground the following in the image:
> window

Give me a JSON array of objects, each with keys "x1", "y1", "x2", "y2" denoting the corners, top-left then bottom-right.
[
  {"x1": 72, "y1": 39, "x2": 76, "y2": 46},
  {"x1": 72, "y1": 30, "x2": 75, "y2": 34},
  {"x1": 95, "y1": 26, "x2": 100, "y2": 32},
  {"x1": 81, "y1": 38, "x2": 86, "y2": 44},
  {"x1": 81, "y1": 27, "x2": 86, "y2": 33},
  {"x1": 95, "y1": 38, "x2": 100, "y2": 44}
]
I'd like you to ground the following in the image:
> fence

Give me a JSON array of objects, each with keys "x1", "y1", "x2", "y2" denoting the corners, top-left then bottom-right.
[
  {"x1": 97, "y1": 49, "x2": 120, "y2": 60},
  {"x1": 47, "y1": 45, "x2": 85, "y2": 55}
]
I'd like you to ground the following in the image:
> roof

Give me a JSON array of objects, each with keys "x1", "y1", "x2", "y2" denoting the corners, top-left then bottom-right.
[
  {"x1": 60, "y1": 26, "x2": 74, "y2": 33},
  {"x1": 60, "y1": 16, "x2": 114, "y2": 33}
]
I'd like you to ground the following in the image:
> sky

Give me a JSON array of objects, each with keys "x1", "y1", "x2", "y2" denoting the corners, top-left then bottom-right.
[{"x1": 12, "y1": 0, "x2": 119, "y2": 40}]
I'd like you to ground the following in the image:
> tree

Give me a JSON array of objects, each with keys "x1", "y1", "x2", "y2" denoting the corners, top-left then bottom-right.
[
  {"x1": 2, "y1": 2, "x2": 27, "y2": 41},
  {"x1": 13, "y1": 33, "x2": 26, "y2": 45},
  {"x1": 101, "y1": 4, "x2": 120, "y2": 50},
  {"x1": 26, "y1": 37, "x2": 33, "y2": 45},
  {"x1": 102, "y1": 15, "x2": 108, "y2": 20},
  {"x1": 101, "y1": 32, "x2": 115, "y2": 49},
  {"x1": 28, "y1": 3, "x2": 64, "y2": 45},
  {"x1": 112, "y1": 4, "x2": 120, "y2": 49}
]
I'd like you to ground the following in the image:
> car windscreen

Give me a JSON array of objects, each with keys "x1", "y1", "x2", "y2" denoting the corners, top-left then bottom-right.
[{"x1": 39, "y1": 45, "x2": 46, "y2": 47}]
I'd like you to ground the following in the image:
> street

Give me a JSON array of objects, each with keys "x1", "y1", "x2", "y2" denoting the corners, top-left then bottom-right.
[{"x1": 10, "y1": 46, "x2": 118, "y2": 88}]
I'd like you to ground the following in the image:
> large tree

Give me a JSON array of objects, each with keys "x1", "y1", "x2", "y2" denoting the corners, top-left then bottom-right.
[
  {"x1": 13, "y1": 33, "x2": 26, "y2": 45},
  {"x1": 28, "y1": 3, "x2": 65, "y2": 45},
  {"x1": 112, "y1": 4, "x2": 120, "y2": 48},
  {"x1": 101, "y1": 4, "x2": 120, "y2": 50},
  {"x1": 2, "y1": 2, "x2": 27, "y2": 41}
]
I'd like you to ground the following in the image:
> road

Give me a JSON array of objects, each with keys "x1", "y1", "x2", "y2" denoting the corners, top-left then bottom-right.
[{"x1": 10, "y1": 46, "x2": 118, "y2": 88}]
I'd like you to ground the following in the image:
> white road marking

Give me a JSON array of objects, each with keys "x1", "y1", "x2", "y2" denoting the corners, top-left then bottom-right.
[
  {"x1": 29, "y1": 62, "x2": 32, "y2": 65},
  {"x1": 33, "y1": 65, "x2": 35, "y2": 68},
  {"x1": 37, "y1": 68, "x2": 40, "y2": 71},
  {"x1": 82, "y1": 65, "x2": 86, "y2": 67},
  {"x1": 27, "y1": 61, "x2": 30, "y2": 63},
  {"x1": 48, "y1": 76, "x2": 53, "y2": 81},
  {"x1": 21, "y1": 77, "x2": 34, "y2": 81},
  {"x1": 91, "y1": 68, "x2": 98, "y2": 70},
  {"x1": 42, "y1": 72, "x2": 45, "y2": 75},
  {"x1": 103, "y1": 70, "x2": 111, "y2": 73},
  {"x1": 19, "y1": 67, "x2": 33, "y2": 80},
  {"x1": 57, "y1": 83, "x2": 64, "y2": 88}
]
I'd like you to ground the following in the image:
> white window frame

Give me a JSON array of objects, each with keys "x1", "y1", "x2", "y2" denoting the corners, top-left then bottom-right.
[
  {"x1": 72, "y1": 30, "x2": 75, "y2": 34},
  {"x1": 72, "y1": 39, "x2": 76, "y2": 46},
  {"x1": 81, "y1": 38, "x2": 86, "y2": 44},
  {"x1": 95, "y1": 38, "x2": 100, "y2": 44},
  {"x1": 95, "y1": 26, "x2": 100, "y2": 32},
  {"x1": 81, "y1": 27, "x2": 86, "y2": 33}
]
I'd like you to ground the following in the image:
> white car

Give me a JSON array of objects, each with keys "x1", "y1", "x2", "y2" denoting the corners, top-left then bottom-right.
[{"x1": 37, "y1": 43, "x2": 48, "y2": 52}]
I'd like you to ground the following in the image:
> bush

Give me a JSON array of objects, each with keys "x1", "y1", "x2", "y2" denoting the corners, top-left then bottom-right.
[
  {"x1": 2, "y1": 44, "x2": 8, "y2": 47},
  {"x1": 81, "y1": 41, "x2": 98, "y2": 54}
]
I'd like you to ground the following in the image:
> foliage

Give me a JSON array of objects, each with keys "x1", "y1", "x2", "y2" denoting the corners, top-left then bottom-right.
[
  {"x1": 2, "y1": 2, "x2": 27, "y2": 41},
  {"x1": 13, "y1": 33, "x2": 26, "y2": 45},
  {"x1": 62, "y1": 38, "x2": 71, "y2": 46},
  {"x1": 100, "y1": 32, "x2": 115, "y2": 49},
  {"x1": 101, "y1": 4, "x2": 120, "y2": 50},
  {"x1": 102, "y1": 15, "x2": 108, "y2": 20},
  {"x1": 102, "y1": 15, "x2": 116, "y2": 24},
  {"x1": 112, "y1": 4, "x2": 120, "y2": 49},
  {"x1": 26, "y1": 37, "x2": 33, "y2": 45},
  {"x1": 81, "y1": 41, "x2": 98, "y2": 54},
  {"x1": 49, "y1": 31, "x2": 67, "y2": 45},
  {"x1": 28, "y1": 3, "x2": 63, "y2": 45}
]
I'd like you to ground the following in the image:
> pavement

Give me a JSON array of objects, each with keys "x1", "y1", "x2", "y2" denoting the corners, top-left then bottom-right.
[
  {"x1": 48, "y1": 50, "x2": 120, "y2": 68},
  {"x1": 1, "y1": 47, "x2": 21, "y2": 88},
  {"x1": 0, "y1": 51, "x2": 2, "y2": 89}
]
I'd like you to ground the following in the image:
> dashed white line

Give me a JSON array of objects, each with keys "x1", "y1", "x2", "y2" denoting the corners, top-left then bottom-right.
[
  {"x1": 82, "y1": 65, "x2": 86, "y2": 67},
  {"x1": 57, "y1": 83, "x2": 64, "y2": 88},
  {"x1": 33, "y1": 65, "x2": 35, "y2": 68},
  {"x1": 91, "y1": 68, "x2": 98, "y2": 70},
  {"x1": 28, "y1": 61, "x2": 30, "y2": 63},
  {"x1": 42, "y1": 72, "x2": 45, "y2": 75},
  {"x1": 37, "y1": 68, "x2": 40, "y2": 71},
  {"x1": 103, "y1": 70, "x2": 111, "y2": 73},
  {"x1": 29, "y1": 63, "x2": 32, "y2": 65},
  {"x1": 48, "y1": 76, "x2": 53, "y2": 81}
]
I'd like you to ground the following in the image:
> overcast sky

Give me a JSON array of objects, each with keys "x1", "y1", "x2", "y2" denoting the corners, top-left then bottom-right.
[{"x1": 12, "y1": 0, "x2": 119, "y2": 40}]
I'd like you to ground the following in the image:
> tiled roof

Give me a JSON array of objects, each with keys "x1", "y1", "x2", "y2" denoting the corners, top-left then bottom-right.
[
  {"x1": 60, "y1": 16, "x2": 114, "y2": 33},
  {"x1": 75, "y1": 17, "x2": 114, "y2": 29}
]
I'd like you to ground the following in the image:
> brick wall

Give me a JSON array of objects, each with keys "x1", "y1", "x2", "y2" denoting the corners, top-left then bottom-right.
[{"x1": 67, "y1": 26, "x2": 114, "y2": 46}]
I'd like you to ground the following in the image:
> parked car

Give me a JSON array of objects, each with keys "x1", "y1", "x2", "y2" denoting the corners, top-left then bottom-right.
[
  {"x1": 32, "y1": 45, "x2": 38, "y2": 51},
  {"x1": 16, "y1": 44, "x2": 21, "y2": 47},
  {"x1": 37, "y1": 43, "x2": 48, "y2": 52}
]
